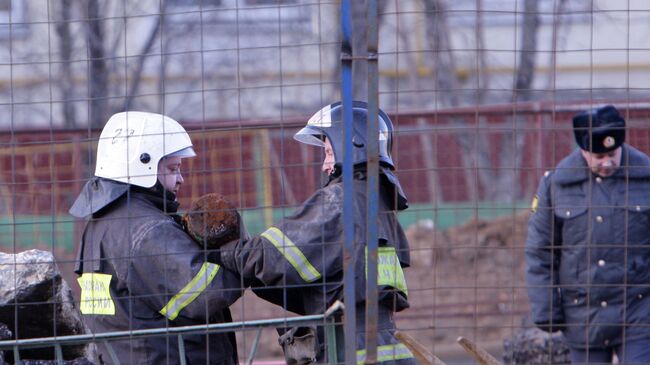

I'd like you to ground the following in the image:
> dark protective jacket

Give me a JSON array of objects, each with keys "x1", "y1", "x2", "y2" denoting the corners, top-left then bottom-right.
[
  {"x1": 72, "y1": 178, "x2": 243, "y2": 365},
  {"x1": 526, "y1": 145, "x2": 650, "y2": 349},
  {"x1": 219, "y1": 172, "x2": 416, "y2": 364}
]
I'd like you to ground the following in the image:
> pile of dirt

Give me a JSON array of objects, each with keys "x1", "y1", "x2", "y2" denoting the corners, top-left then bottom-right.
[{"x1": 399, "y1": 210, "x2": 531, "y2": 343}]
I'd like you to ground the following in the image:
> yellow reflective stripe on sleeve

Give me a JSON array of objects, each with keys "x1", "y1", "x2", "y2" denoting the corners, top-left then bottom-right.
[
  {"x1": 366, "y1": 246, "x2": 409, "y2": 296},
  {"x1": 159, "y1": 262, "x2": 220, "y2": 320},
  {"x1": 356, "y1": 343, "x2": 414, "y2": 364},
  {"x1": 261, "y1": 227, "x2": 321, "y2": 283},
  {"x1": 77, "y1": 273, "x2": 115, "y2": 315}
]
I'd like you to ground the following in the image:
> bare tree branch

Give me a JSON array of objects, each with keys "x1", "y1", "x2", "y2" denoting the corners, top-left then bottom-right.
[{"x1": 124, "y1": 0, "x2": 166, "y2": 110}]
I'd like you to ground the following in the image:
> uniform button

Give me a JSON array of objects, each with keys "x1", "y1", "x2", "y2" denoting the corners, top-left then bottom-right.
[
  {"x1": 573, "y1": 298, "x2": 579, "y2": 304},
  {"x1": 636, "y1": 205, "x2": 642, "y2": 212},
  {"x1": 601, "y1": 301, "x2": 608, "y2": 307},
  {"x1": 565, "y1": 210, "x2": 571, "y2": 217},
  {"x1": 598, "y1": 259, "x2": 605, "y2": 267},
  {"x1": 596, "y1": 216, "x2": 604, "y2": 223},
  {"x1": 604, "y1": 339, "x2": 610, "y2": 346},
  {"x1": 596, "y1": 177, "x2": 602, "y2": 183},
  {"x1": 639, "y1": 294, "x2": 644, "y2": 299}
]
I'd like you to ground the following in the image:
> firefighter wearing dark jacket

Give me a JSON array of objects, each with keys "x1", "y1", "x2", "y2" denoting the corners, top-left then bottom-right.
[
  {"x1": 526, "y1": 105, "x2": 650, "y2": 364},
  {"x1": 218, "y1": 101, "x2": 416, "y2": 364},
  {"x1": 70, "y1": 112, "x2": 243, "y2": 365}
]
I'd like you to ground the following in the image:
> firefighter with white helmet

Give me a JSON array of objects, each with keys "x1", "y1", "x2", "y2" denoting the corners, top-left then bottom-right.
[
  {"x1": 217, "y1": 101, "x2": 415, "y2": 364},
  {"x1": 71, "y1": 112, "x2": 242, "y2": 364}
]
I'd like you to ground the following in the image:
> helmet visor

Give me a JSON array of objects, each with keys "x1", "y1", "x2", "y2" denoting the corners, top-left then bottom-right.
[
  {"x1": 294, "y1": 125, "x2": 326, "y2": 147},
  {"x1": 166, "y1": 146, "x2": 196, "y2": 158}
]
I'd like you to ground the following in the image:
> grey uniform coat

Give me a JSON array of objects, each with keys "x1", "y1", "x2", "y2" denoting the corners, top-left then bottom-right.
[
  {"x1": 526, "y1": 144, "x2": 650, "y2": 349},
  {"x1": 73, "y1": 179, "x2": 243, "y2": 365}
]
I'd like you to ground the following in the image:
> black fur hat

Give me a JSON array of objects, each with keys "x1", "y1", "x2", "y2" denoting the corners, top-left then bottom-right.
[{"x1": 572, "y1": 105, "x2": 625, "y2": 153}]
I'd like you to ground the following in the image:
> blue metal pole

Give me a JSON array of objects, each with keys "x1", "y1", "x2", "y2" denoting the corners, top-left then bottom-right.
[
  {"x1": 341, "y1": 0, "x2": 356, "y2": 364},
  {"x1": 365, "y1": 0, "x2": 379, "y2": 363}
]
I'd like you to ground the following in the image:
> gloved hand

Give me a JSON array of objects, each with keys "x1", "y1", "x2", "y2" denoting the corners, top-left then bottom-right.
[
  {"x1": 278, "y1": 326, "x2": 318, "y2": 365},
  {"x1": 182, "y1": 193, "x2": 241, "y2": 250}
]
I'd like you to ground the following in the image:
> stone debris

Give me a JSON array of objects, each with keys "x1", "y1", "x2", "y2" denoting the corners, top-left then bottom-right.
[
  {"x1": 502, "y1": 327, "x2": 570, "y2": 365},
  {"x1": 0, "y1": 250, "x2": 92, "y2": 363}
]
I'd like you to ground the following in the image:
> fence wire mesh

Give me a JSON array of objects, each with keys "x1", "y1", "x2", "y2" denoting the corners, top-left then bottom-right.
[{"x1": 0, "y1": 0, "x2": 649, "y2": 364}]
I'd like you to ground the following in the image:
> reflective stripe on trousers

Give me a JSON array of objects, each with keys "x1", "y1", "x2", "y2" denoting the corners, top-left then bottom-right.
[{"x1": 356, "y1": 343, "x2": 414, "y2": 364}]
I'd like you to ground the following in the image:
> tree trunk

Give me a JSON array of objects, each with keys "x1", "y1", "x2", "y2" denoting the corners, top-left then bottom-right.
[
  {"x1": 514, "y1": 0, "x2": 539, "y2": 103},
  {"x1": 423, "y1": 0, "x2": 459, "y2": 107},
  {"x1": 86, "y1": 0, "x2": 108, "y2": 128},
  {"x1": 422, "y1": 0, "x2": 540, "y2": 202},
  {"x1": 475, "y1": 0, "x2": 489, "y2": 104},
  {"x1": 492, "y1": 0, "x2": 540, "y2": 203},
  {"x1": 56, "y1": 0, "x2": 76, "y2": 128},
  {"x1": 423, "y1": 0, "x2": 479, "y2": 200},
  {"x1": 546, "y1": 0, "x2": 568, "y2": 93}
]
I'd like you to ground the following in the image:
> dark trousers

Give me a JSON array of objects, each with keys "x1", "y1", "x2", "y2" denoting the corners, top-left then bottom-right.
[{"x1": 570, "y1": 337, "x2": 650, "y2": 364}]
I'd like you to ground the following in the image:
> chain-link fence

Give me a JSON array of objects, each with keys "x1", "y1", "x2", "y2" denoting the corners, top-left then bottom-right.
[{"x1": 1, "y1": 0, "x2": 650, "y2": 364}]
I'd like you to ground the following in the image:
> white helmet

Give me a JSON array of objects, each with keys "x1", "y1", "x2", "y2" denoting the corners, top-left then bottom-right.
[{"x1": 94, "y1": 111, "x2": 196, "y2": 188}]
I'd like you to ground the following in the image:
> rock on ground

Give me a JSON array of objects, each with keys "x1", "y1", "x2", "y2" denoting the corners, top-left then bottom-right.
[
  {"x1": 503, "y1": 327, "x2": 570, "y2": 365},
  {"x1": 0, "y1": 249, "x2": 90, "y2": 362}
]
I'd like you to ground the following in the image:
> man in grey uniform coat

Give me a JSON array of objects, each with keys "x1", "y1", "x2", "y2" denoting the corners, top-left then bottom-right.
[{"x1": 526, "y1": 105, "x2": 650, "y2": 364}]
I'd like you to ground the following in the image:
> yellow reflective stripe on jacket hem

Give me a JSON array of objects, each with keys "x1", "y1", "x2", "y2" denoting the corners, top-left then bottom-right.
[
  {"x1": 356, "y1": 343, "x2": 414, "y2": 364},
  {"x1": 366, "y1": 246, "x2": 409, "y2": 296},
  {"x1": 261, "y1": 227, "x2": 321, "y2": 282},
  {"x1": 159, "y1": 262, "x2": 220, "y2": 320}
]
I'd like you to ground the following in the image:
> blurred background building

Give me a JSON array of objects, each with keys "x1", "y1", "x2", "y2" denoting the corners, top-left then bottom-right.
[{"x1": 1, "y1": 0, "x2": 649, "y2": 128}]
